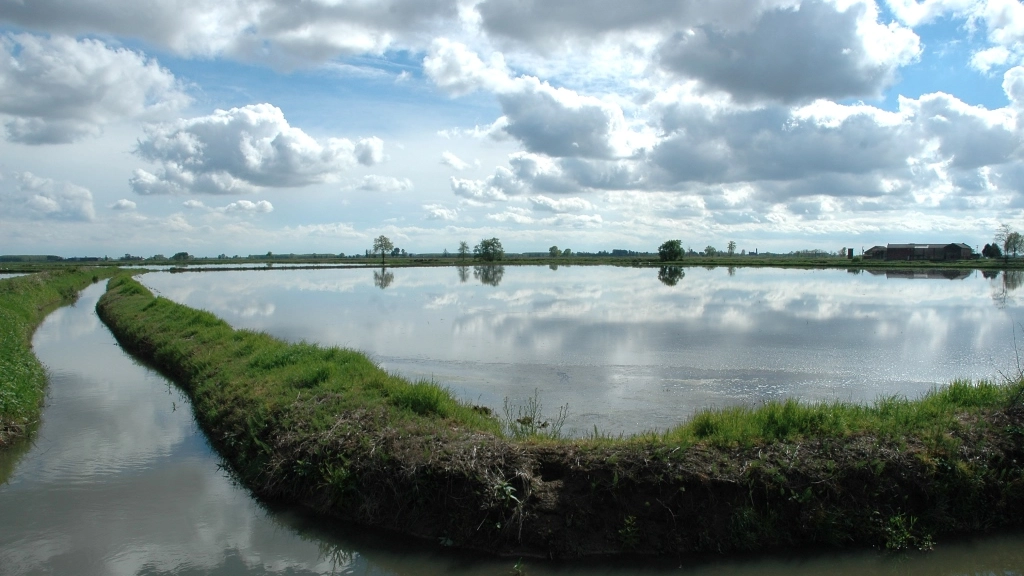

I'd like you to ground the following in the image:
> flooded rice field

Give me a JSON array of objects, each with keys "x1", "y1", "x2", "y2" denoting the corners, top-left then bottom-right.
[
  {"x1": 2, "y1": 273, "x2": 1023, "y2": 575},
  {"x1": 141, "y1": 265, "x2": 1024, "y2": 435}
]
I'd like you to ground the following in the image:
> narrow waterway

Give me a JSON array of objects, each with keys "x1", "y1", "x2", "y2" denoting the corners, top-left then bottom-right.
[{"x1": 1, "y1": 282, "x2": 1023, "y2": 575}]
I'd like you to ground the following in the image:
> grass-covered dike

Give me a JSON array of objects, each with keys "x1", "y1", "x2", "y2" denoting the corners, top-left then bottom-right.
[
  {"x1": 96, "y1": 274, "x2": 1024, "y2": 558},
  {"x1": 0, "y1": 268, "x2": 117, "y2": 447}
]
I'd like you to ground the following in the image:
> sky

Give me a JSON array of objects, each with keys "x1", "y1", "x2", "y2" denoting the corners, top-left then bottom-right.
[{"x1": 1, "y1": 0, "x2": 1024, "y2": 258}]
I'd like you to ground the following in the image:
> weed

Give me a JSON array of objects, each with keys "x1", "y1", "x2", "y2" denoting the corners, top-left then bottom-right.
[
  {"x1": 494, "y1": 479, "x2": 521, "y2": 507},
  {"x1": 618, "y1": 515, "x2": 639, "y2": 550},
  {"x1": 882, "y1": 512, "x2": 934, "y2": 552},
  {"x1": 502, "y1": 388, "x2": 568, "y2": 439}
]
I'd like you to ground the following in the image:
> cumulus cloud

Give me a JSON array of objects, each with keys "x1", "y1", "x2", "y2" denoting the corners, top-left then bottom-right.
[
  {"x1": 423, "y1": 203, "x2": 459, "y2": 220},
  {"x1": 0, "y1": 172, "x2": 95, "y2": 221},
  {"x1": 657, "y1": 1, "x2": 920, "y2": 103},
  {"x1": 130, "y1": 104, "x2": 379, "y2": 194},
  {"x1": 450, "y1": 176, "x2": 508, "y2": 202},
  {"x1": 424, "y1": 38, "x2": 513, "y2": 95},
  {"x1": 650, "y1": 100, "x2": 912, "y2": 185},
  {"x1": 110, "y1": 199, "x2": 137, "y2": 211},
  {"x1": 426, "y1": 41, "x2": 648, "y2": 159},
  {"x1": 353, "y1": 175, "x2": 413, "y2": 192},
  {"x1": 888, "y1": 0, "x2": 1024, "y2": 72},
  {"x1": 0, "y1": 0, "x2": 461, "y2": 67},
  {"x1": 456, "y1": 152, "x2": 645, "y2": 204},
  {"x1": 485, "y1": 206, "x2": 603, "y2": 227},
  {"x1": 475, "y1": 0, "x2": 801, "y2": 49},
  {"x1": 451, "y1": 83, "x2": 1024, "y2": 220},
  {"x1": 529, "y1": 195, "x2": 596, "y2": 213},
  {"x1": 224, "y1": 199, "x2": 274, "y2": 213},
  {"x1": 1004, "y1": 66, "x2": 1024, "y2": 108},
  {"x1": 441, "y1": 151, "x2": 471, "y2": 170},
  {"x1": 180, "y1": 198, "x2": 274, "y2": 214},
  {"x1": 0, "y1": 33, "x2": 189, "y2": 144},
  {"x1": 497, "y1": 77, "x2": 642, "y2": 159},
  {"x1": 355, "y1": 136, "x2": 384, "y2": 166}
]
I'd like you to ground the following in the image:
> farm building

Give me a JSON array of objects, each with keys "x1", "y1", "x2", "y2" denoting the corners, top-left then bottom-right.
[
  {"x1": 864, "y1": 246, "x2": 887, "y2": 260},
  {"x1": 864, "y1": 243, "x2": 974, "y2": 261}
]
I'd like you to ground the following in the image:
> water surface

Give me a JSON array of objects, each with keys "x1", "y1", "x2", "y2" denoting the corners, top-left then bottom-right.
[
  {"x1": 1, "y1": 280, "x2": 1024, "y2": 574},
  {"x1": 141, "y1": 266, "x2": 1024, "y2": 435}
]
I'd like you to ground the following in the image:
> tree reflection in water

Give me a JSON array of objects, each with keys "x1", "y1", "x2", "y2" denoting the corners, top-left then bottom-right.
[
  {"x1": 657, "y1": 266, "x2": 684, "y2": 286},
  {"x1": 373, "y1": 267, "x2": 394, "y2": 290},
  {"x1": 991, "y1": 270, "x2": 1023, "y2": 308},
  {"x1": 456, "y1": 265, "x2": 470, "y2": 283},
  {"x1": 474, "y1": 265, "x2": 504, "y2": 286}
]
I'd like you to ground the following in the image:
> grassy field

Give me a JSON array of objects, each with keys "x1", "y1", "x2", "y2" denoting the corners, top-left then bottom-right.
[
  {"x1": 94, "y1": 273, "x2": 1024, "y2": 557},
  {"x1": 0, "y1": 268, "x2": 117, "y2": 447}
]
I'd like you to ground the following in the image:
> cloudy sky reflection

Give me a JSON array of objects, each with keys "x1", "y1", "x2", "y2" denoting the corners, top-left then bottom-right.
[{"x1": 141, "y1": 266, "x2": 1024, "y2": 434}]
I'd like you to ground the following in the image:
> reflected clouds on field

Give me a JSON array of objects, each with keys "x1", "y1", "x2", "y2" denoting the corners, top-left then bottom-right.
[{"x1": 141, "y1": 266, "x2": 1024, "y2": 434}]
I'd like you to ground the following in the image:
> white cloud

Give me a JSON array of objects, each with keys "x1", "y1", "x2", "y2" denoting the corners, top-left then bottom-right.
[
  {"x1": 224, "y1": 199, "x2": 274, "y2": 213},
  {"x1": 486, "y1": 206, "x2": 534, "y2": 224},
  {"x1": 180, "y1": 198, "x2": 273, "y2": 214},
  {"x1": 461, "y1": 152, "x2": 641, "y2": 202},
  {"x1": 884, "y1": 0, "x2": 974, "y2": 27},
  {"x1": 0, "y1": 172, "x2": 95, "y2": 221},
  {"x1": 355, "y1": 136, "x2": 385, "y2": 166},
  {"x1": 497, "y1": 77, "x2": 643, "y2": 159},
  {"x1": 450, "y1": 176, "x2": 508, "y2": 202},
  {"x1": 423, "y1": 203, "x2": 459, "y2": 220},
  {"x1": 354, "y1": 175, "x2": 413, "y2": 192},
  {"x1": 475, "y1": 0, "x2": 803, "y2": 49},
  {"x1": 529, "y1": 195, "x2": 596, "y2": 213},
  {"x1": 0, "y1": 33, "x2": 189, "y2": 144},
  {"x1": 1005, "y1": 66, "x2": 1024, "y2": 109},
  {"x1": 0, "y1": 0, "x2": 461, "y2": 67},
  {"x1": 657, "y1": 1, "x2": 920, "y2": 103},
  {"x1": 888, "y1": 0, "x2": 1024, "y2": 72},
  {"x1": 437, "y1": 117, "x2": 511, "y2": 141},
  {"x1": 424, "y1": 38, "x2": 514, "y2": 95},
  {"x1": 110, "y1": 199, "x2": 137, "y2": 211},
  {"x1": 441, "y1": 151, "x2": 471, "y2": 170},
  {"x1": 130, "y1": 104, "x2": 377, "y2": 194}
]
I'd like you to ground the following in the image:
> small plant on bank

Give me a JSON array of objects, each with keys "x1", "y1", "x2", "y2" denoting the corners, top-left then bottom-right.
[
  {"x1": 502, "y1": 388, "x2": 568, "y2": 439},
  {"x1": 881, "y1": 512, "x2": 934, "y2": 552}
]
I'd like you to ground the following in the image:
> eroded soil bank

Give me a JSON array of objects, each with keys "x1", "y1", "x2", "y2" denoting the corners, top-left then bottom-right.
[{"x1": 95, "y1": 275, "x2": 1024, "y2": 558}]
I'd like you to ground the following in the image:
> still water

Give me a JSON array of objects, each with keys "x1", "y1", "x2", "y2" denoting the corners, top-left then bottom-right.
[
  {"x1": 141, "y1": 265, "x2": 1024, "y2": 435},
  {"x1": 1, "y1": 279, "x2": 1023, "y2": 574}
]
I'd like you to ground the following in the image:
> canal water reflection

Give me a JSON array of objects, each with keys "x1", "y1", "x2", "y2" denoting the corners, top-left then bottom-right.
[
  {"x1": 141, "y1": 266, "x2": 1024, "y2": 436},
  {"x1": 0, "y1": 282, "x2": 1023, "y2": 573}
]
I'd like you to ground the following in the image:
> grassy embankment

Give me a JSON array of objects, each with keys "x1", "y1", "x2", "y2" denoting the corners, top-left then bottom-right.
[
  {"x1": 0, "y1": 268, "x2": 117, "y2": 448},
  {"x1": 97, "y1": 274, "x2": 1024, "y2": 558}
]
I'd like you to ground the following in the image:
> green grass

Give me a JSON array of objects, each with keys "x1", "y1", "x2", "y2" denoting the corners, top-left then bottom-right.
[
  {"x1": 0, "y1": 268, "x2": 118, "y2": 446},
  {"x1": 660, "y1": 380, "x2": 1021, "y2": 449},
  {"x1": 98, "y1": 275, "x2": 501, "y2": 438}
]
